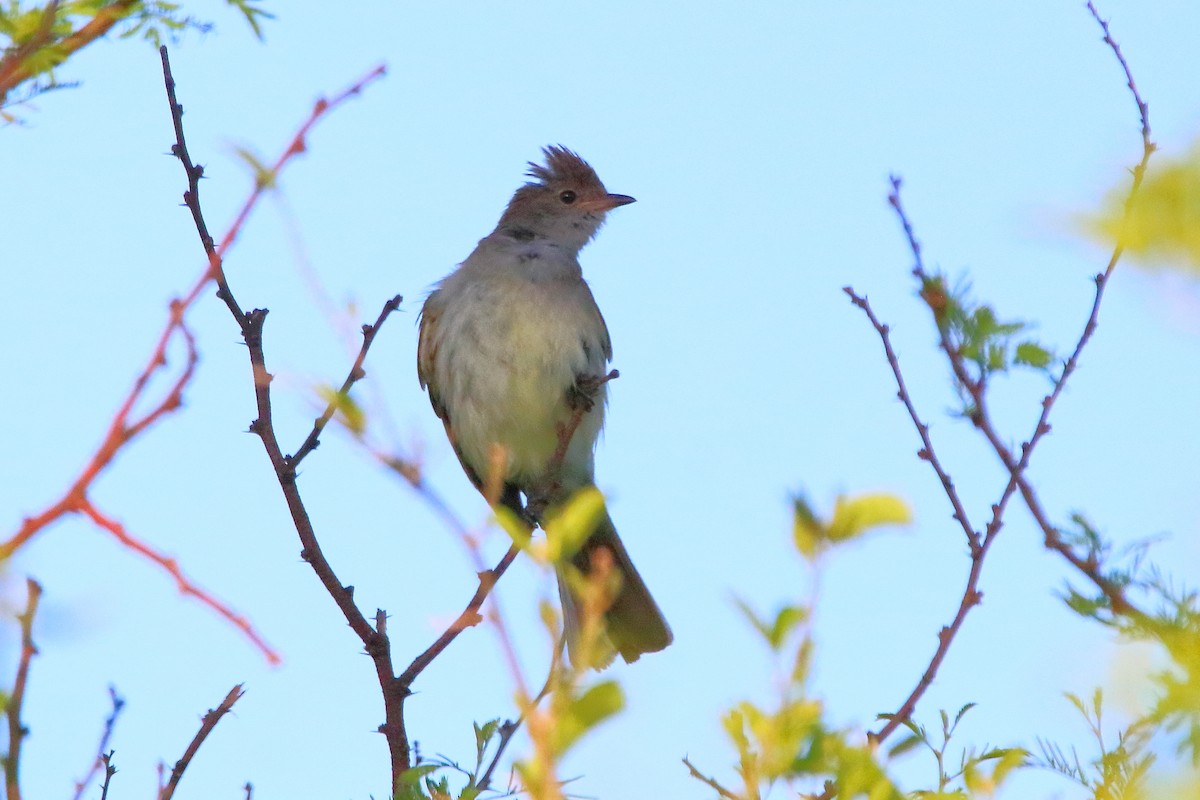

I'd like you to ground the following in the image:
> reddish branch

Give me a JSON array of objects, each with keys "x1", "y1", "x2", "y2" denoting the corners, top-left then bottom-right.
[
  {"x1": 3, "y1": 579, "x2": 41, "y2": 800},
  {"x1": 157, "y1": 684, "x2": 245, "y2": 800},
  {"x1": 1, "y1": 136, "x2": 281, "y2": 661}
]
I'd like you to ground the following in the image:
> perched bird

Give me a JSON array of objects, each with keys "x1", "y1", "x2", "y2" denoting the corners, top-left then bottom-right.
[{"x1": 417, "y1": 146, "x2": 672, "y2": 664}]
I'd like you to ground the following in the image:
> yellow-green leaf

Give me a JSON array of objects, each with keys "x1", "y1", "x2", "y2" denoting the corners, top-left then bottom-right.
[
  {"x1": 543, "y1": 486, "x2": 605, "y2": 564},
  {"x1": 826, "y1": 493, "x2": 912, "y2": 543},
  {"x1": 553, "y1": 680, "x2": 624, "y2": 755},
  {"x1": 792, "y1": 494, "x2": 825, "y2": 558},
  {"x1": 1080, "y1": 142, "x2": 1200, "y2": 273}
]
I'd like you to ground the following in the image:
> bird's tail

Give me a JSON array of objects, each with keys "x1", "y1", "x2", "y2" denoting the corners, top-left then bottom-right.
[{"x1": 557, "y1": 508, "x2": 672, "y2": 667}]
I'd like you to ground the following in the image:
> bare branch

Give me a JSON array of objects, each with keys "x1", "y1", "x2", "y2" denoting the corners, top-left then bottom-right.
[
  {"x1": 842, "y1": 288, "x2": 978, "y2": 551},
  {"x1": 289, "y1": 294, "x2": 404, "y2": 468},
  {"x1": 3, "y1": 578, "x2": 42, "y2": 800},
  {"x1": 79, "y1": 501, "x2": 279, "y2": 663},
  {"x1": 683, "y1": 756, "x2": 740, "y2": 800},
  {"x1": 98, "y1": 752, "x2": 116, "y2": 800},
  {"x1": 157, "y1": 46, "x2": 411, "y2": 784},
  {"x1": 398, "y1": 544, "x2": 521, "y2": 689},
  {"x1": 157, "y1": 685, "x2": 245, "y2": 800},
  {"x1": 71, "y1": 687, "x2": 126, "y2": 800}
]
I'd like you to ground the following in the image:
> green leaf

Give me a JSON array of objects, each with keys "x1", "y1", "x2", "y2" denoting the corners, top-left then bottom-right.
[
  {"x1": 554, "y1": 680, "x2": 624, "y2": 754},
  {"x1": 888, "y1": 733, "x2": 924, "y2": 758},
  {"x1": 473, "y1": 718, "x2": 499, "y2": 759},
  {"x1": 543, "y1": 486, "x2": 605, "y2": 564},
  {"x1": 1014, "y1": 340, "x2": 1053, "y2": 369},
  {"x1": 826, "y1": 493, "x2": 912, "y2": 543},
  {"x1": 734, "y1": 595, "x2": 809, "y2": 665},
  {"x1": 792, "y1": 493, "x2": 824, "y2": 558},
  {"x1": 234, "y1": 145, "x2": 276, "y2": 189},
  {"x1": 495, "y1": 506, "x2": 532, "y2": 551},
  {"x1": 317, "y1": 385, "x2": 365, "y2": 435}
]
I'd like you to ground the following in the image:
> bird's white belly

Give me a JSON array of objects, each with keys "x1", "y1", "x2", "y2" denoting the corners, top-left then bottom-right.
[{"x1": 436, "y1": 278, "x2": 607, "y2": 486}]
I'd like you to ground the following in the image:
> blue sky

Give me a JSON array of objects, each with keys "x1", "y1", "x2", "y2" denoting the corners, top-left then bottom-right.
[{"x1": 3, "y1": 2, "x2": 1200, "y2": 798}]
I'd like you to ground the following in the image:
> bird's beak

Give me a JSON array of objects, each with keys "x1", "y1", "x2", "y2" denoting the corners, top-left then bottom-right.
[{"x1": 591, "y1": 193, "x2": 636, "y2": 212}]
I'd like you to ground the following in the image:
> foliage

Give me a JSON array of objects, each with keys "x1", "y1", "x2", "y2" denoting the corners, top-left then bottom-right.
[
  {"x1": 0, "y1": 0, "x2": 271, "y2": 116},
  {"x1": 1082, "y1": 141, "x2": 1200, "y2": 274}
]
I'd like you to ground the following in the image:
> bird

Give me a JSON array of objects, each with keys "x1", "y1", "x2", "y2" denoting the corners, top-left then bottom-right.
[{"x1": 417, "y1": 145, "x2": 672, "y2": 665}]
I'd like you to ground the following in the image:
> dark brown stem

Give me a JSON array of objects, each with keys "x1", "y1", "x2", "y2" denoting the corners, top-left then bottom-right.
[
  {"x1": 3, "y1": 578, "x2": 41, "y2": 800},
  {"x1": 98, "y1": 753, "x2": 116, "y2": 800},
  {"x1": 71, "y1": 687, "x2": 126, "y2": 800},
  {"x1": 157, "y1": 685, "x2": 244, "y2": 800},
  {"x1": 157, "y1": 47, "x2": 408, "y2": 784},
  {"x1": 842, "y1": 288, "x2": 978, "y2": 551},
  {"x1": 398, "y1": 545, "x2": 521, "y2": 688},
  {"x1": 289, "y1": 294, "x2": 403, "y2": 468}
]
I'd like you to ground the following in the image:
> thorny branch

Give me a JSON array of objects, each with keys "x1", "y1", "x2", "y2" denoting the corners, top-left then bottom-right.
[
  {"x1": 289, "y1": 294, "x2": 404, "y2": 469},
  {"x1": 156, "y1": 685, "x2": 245, "y2": 800},
  {"x1": 158, "y1": 45, "x2": 419, "y2": 786},
  {"x1": 71, "y1": 687, "x2": 126, "y2": 800}
]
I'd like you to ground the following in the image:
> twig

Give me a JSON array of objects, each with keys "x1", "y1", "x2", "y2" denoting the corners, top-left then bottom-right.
[
  {"x1": 843, "y1": 286, "x2": 992, "y2": 744},
  {"x1": 80, "y1": 501, "x2": 279, "y2": 663},
  {"x1": 156, "y1": 46, "x2": 411, "y2": 785},
  {"x1": 477, "y1": 640, "x2": 563, "y2": 793},
  {"x1": 71, "y1": 687, "x2": 127, "y2": 800},
  {"x1": 1, "y1": 84, "x2": 278, "y2": 662},
  {"x1": 3, "y1": 578, "x2": 42, "y2": 800},
  {"x1": 842, "y1": 288, "x2": 978, "y2": 551},
  {"x1": 683, "y1": 756, "x2": 740, "y2": 800},
  {"x1": 99, "y1": 752, "x2": 117, "y2": 800},
  {"x1": 157, "y1": 684, "x2": 245, "y2": 800},
  {"x1": 398, "y1": 545, "x2": 521, "y2": 688},
  {"x1": 289, "y1": 294, "x2": 404, "y2": 468}
]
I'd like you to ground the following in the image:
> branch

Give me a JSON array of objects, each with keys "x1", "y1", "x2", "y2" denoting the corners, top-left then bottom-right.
[
  {"x1": 157, "y1": 684, "x2": 244, "y2": 800},
  {"x1": 0, "y1": 90, "x2": 276, "y2": 660},
  {"x1": 71, "y1": 687, "x2": 126, "y2": 800},
  {"x1": 842, "y1": 289, "x2": 978, "y2": 551},
  {"x1": 3, "y1": 578, "x2": 42, "y2": 800},
  {"x1": 156, "y1": 46, "x2": 410, "y2": 785},
  {"x1": 843, "y1": 287, "x2": 994, "y2": 744},
  {"x1": 683, "y1": 756, "x2": 740, "y2": 800},
  {"x1": 398, "y1": 545, "x2": 521, "y2": 689},
  {"x1": 79, "y1": 501, "x2": 280, "y2": 663},
  {"x1": 868, "y1": 3, "x2": 1158, "y2": 742},
  {"x1": 289, "y1": 294, "x2": 404, "y2": 468},
  {"x1": 98, "y1": 752, "x2": 116, "y2": 800},
  {"x1": 476, "y1": 646, "x2": 562, "y2": 793}
]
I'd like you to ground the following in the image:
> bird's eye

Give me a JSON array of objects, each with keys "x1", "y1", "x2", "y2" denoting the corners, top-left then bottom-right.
[{"x1": 559, "y1": 190, "x2": 577, "y2": 204}]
